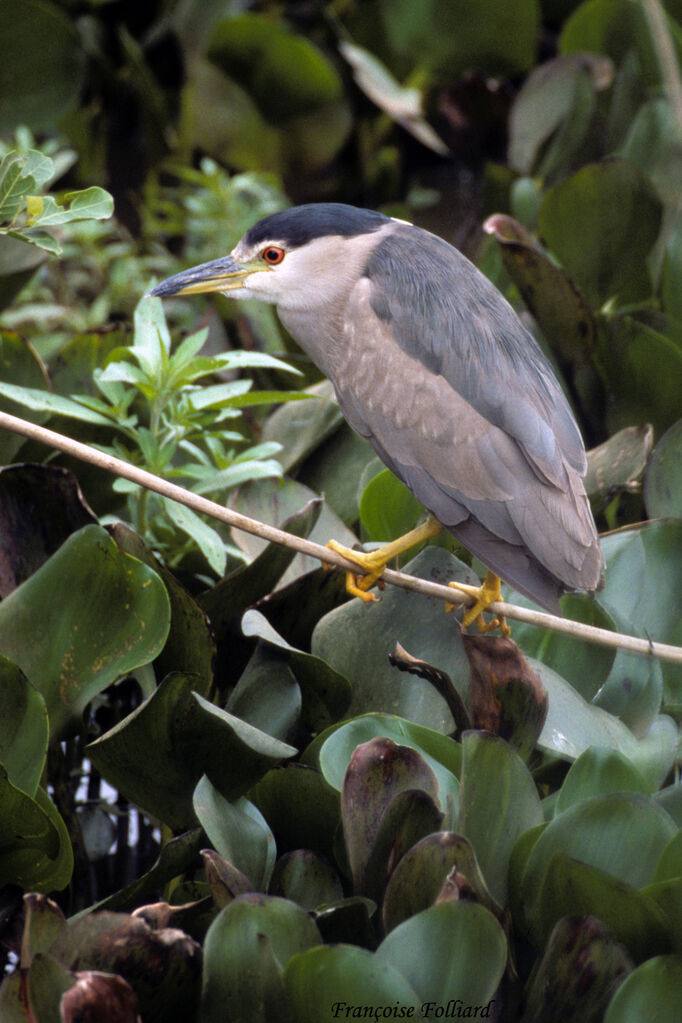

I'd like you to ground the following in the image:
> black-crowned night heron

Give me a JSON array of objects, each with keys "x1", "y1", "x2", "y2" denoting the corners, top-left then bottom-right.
[{"x1": 150, "y1": 203, "x2": 603, "y2": 631}]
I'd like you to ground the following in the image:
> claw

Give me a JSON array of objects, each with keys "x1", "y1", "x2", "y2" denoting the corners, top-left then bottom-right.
[{"x1": 447, "y1": 570, "x2": 510, "y2": 636}]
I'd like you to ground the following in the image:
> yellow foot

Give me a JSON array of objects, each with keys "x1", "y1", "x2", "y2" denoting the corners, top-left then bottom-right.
[
  {"x1": 325, "y1": 515, "x2": 443, "y2": 603},
  {"x1": 447, "y1": 570, "x2": 510, "y2": 636}
]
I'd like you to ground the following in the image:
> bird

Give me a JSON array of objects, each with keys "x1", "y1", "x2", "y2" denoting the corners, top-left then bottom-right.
[{"x1": 149, "y1": 203, "x2": 603, "y2": 631}]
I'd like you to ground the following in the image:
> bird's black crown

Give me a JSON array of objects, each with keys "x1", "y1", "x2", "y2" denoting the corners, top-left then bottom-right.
[{"x1": 244, "y1": 203, "x2": 390, "y2": 249}]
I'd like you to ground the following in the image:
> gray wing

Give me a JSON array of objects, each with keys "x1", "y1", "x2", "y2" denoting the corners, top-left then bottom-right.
[
  {"x1": 365, "y1": 225, "x2": 587, "y2": 488},
  {"x1": 332, "y1": 260, "x2": 602, "y2": 610}
]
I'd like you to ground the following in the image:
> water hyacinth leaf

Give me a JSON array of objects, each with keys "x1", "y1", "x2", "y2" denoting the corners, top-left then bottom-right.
[
  {"x1": 482, "y1": 213, "x2": 596, "y2": 366},
  {"x1": 261, "y1": 379, "x2": 342, "y2": 474},
  {"x1": 0, "y1": 525, "x2": 170, "y2": 739},
  {"x1": 283, "y1": 945, "x2": 422, "y2": 1023},
  {"x1": 585, "y1": 424, "x2": 654, "y2": 502},
  {"x1": 511, "y1": 593, "x2": 616, "y2": 703},
  {"x1": 641, "y1": 878, "x2": 682, "y2": 953},
  {"x1": 249, "y1": 764, "x2": 340, "y2": 863},
  {"x1": 604, "y1": 955, "x2": 682, "y2": 1022},
  {"x1": 0, "y1": 656, "x2": 48, "y2": 797},
  {"x1": 228, "y1": 476, "x2": 358, "y2": 587},
  {"x1": 201, "y1": 895, "x2": 322, "y2": 1023},
  {"x1": 341, "y1": 737, "x2": 441, "y2": 892},
  {"x1": 0, "y1": 464, "x2": 97, "y2": 596},
  {"x1": 535, "y1": 661, "x2": 678, "y2": 791},
  {"x1": 359, "y1": 468, "x2": 425, "y2": 544},
  {"x1": 21, "y1": 894, "x2": 68, "y2": 967},
  {"x1": 459, "y1": 732, "x2": 543, "y2": 905},
  {"x1": 312, "y1": 547, "x2": 474, "y2": 732},
  {"x1": 109, "y1": 524, "x2": 214, "y2": 694},
  {"x1": 362, "y1": 789, "x2": 444, "y2": 906},
  {"x1": 88, "y1": 674, "x2": 296, "y2": 830},
  {"x1": 528, "y1": 854, "x2": 670, "y2": 963},
  {"x1": 227, "y1": 646, "x2": 301, "y2": 742},
  {"x1": 269, "y1": 850, "x2": 344, "y2": 910},
  {"x1": 644, "y1": 419, "x2": 682, "y2": 520},
  {"x1": 0, "y1": 767, "x2": 68, "y2": 892},
  {"x1": 193, "y1": 776, "x2": 276, "y2": 891},
  {"x1": 556, "y1": 747, "x2": 651, "y2": 814},
  {"x1": 316, "y1": 714, "x2": 461, "y2": 813},
  {"x1": 241, "y1": 610, "x2": 351, "y2": 733},
  {"x1": 599, "y1": 315, "x2": 682, "y2": 438},
  {"x1": 653, "y1": 831, "x2": 682, "y2": 885},
  {"x1": 522, "y1": 915, "x2": 632, "y2": 1023},
  {"x1": 26, "y1": 953, "x2": 75, "y2": 1023},
  {"x1": 539, "y1": 160, "x2": 661, "y2": 307},
  {"x1": 522, "y1": 792, "x2": 677, "y2": 899},
  {"x1": 202, "y1": 849, "x2": 253, "y2": 909},
  {"x1": 382, "y1": 831, "x2": 497, "y2": 934},
  {"x1": 508, "y1": 53, "x2": 613, "y2": 176},
  {"x1": 376, "y1": 902, "x2": 506, "y2": 1010},
  {"x1": 298, "y1": 423, "x2": 375, "y2": 527}
]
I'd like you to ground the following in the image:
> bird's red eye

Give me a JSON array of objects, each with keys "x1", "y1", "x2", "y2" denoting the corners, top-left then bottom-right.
[{"x1": 262, "y1": 246, "x2": 285, "y2": 265}]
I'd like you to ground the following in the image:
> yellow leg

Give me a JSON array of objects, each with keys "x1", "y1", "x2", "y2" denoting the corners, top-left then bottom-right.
[
  {"x1": 448, "y1": 570, "x2": 510, "y2": 636},
  {"x1": 326, "y1": 515, "x2": 443, "y2": 602}
]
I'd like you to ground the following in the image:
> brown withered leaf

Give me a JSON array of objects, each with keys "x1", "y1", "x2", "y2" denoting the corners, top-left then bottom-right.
[
  {"x1": 389, "y1": 643, "x2": 470, "y2": 737},
  {"x1": 463, "y1": 634, "x2": 548, "y2": 761},
  {"x1": 60, "y1": 971, "x2": 141, "y2": 1023},
  {"x1": 435, "y1": 866, "x2": 478, "y2": 905}
]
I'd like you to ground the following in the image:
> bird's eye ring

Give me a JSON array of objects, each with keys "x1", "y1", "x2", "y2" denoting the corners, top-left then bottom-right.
[{"x1": 262, "y1": 246, "x2": 285, "y2": 265}]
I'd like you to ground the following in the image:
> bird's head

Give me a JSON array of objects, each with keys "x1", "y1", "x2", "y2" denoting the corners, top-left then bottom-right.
[{"x1": 148, "y1": 203, "x2": 391, "y2": 311}]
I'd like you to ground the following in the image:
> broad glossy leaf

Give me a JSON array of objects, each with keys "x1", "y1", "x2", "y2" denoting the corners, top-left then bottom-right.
[
  {"x1": 262, "y1": 379, "x2": 342, "y2": 473},
  {"x1": 359, "y1": 468, "x2": 425, "y2": 543},
  {"x1": 249, "y1": 764, "x2": 340, "y2": 864},
  {"x1": 0, "y1": 767, "x2": 68, "y2": 892},
  {"x1": 585, "y1": 424, "x2": 654, "y2": 501},
  {"x1": 341, "y1": 737, "x2": 441, "y2": 893},
  {"x1": 283, "y1": 945, "x2": 422, "y2": 1023},
  {"x1": 229, "y1": 476, "x2": 358, "y2": 587},
  {"x1": 382, "y1": 831, "x2": 498, "y2": 934},
  {"x1": 535, "y1": 661, "x2": 678, "y2": 791},
  {"x1": 556, "y1": 747, "x2": 650, "y2": 813},
  {"x1": 241, "y1": 610, "x2": 351, "y2": 733},
  {"x1": 522, "y1": 915, "x2": 632, "y2": 1023},
  {"x1": 88, "y1": 674, "x2": 296, "y2": 829},
  {"x1": 299, "y1": 423, "x2": 375, "y2": 526},
  {"x1": 202, "y1": 895, "x2": 321, "y2": 1023},
  {"x1": 193, "y1": 776, "x2": 275, "y2": 891},
  {"x1": 227, "y1": 646, "x2": 301, "y2": 742},
  {"x1": 0, "y1": 237, "x2": 45, "y2": 311},
  {"x1": 0, "y1": 655, "x2": 47, "y2": 796},
  {"x1": 539, "y1": 160, "x2": 661, "y2": 306},
  {"x1": 0, "y1": 464, "x2": 97, "y2": 597},
  {"x1": 316, "y1": 714, "x2": 461, "y2": 822},
  {"x1": 644, "y1": 418, "x2": 682, "y2": 520},
  {"x1": 26, "y1": 953, "x2": 74, "y2": 1023},
  {"x1": 459, "y1": 731, "x2": 543, "y2": 905},
  {"x1": 269, "y1": 850, "x2": 343, "y2": 910},
  {"x1": 604, "y1": 955, "x2": 682, "y2": 1022},
  {"x1": 560, "y1": 0, "x2": 663, "y2": 85},
  {"x1": 0, "y1": 525, "x2": 170, "y2": 739},
  {"x1": 312, "y1": 547, "x2": 475, "y2": 731},
  {"x1": 376, "y1": 902, "x2": 506, "y2": 1009}
]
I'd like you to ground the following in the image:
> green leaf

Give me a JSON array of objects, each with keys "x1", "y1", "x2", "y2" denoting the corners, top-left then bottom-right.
[
  {"x1": 269, "y1": 850, "x2": 343, "y2": 910},
  {"x1": 604, "y1": 955, "x2": 682, "y2": 1022},
  {"x1": 88, "y1": 674, "x2": 296, "y2": 830},
  {"x1": 376, "y1": 902, "x2": 506, "y2": 1010},
  {"x1": 227, "y1": 646, "x2": 301, "y2": 742},
  {"x1": 644, "y1": 418, "x2": 682, "y2": 520},
  {"x1": 0, "y1": 655, "x2": 48, "y2": 796},
  {"x1": 359, "y1": 468, "x2": 425, "y2": 543},
  {"x1": 25, "y1": 187, "x2": 113, "y2": 228},
  {"x1": 262, "y1": 379, "x2": 343, "y2": 474},
  {"x1": 283, "y1": 945, "x2": 423, "y2": 1023},
  {"x1": 193, "y1": 776, "x2": 276, "y2": 891},
  {"x1": 201, "y1": 895, "x2": 322, "y2": 1023},
  {"x1": 161, "y1": 496, "x2": 227, "y2": 576},
  {"x1": 0, "y1": 2, "x2": 86, "y2": 133},
  {"x1": 0, "y1": 380, "x2": 114, "y2": 425},
  {"x1": 556, "y1": 747, "x2": 651, "y2": 813},
  {"x1": 249, "y1": 764, "x2": 341, "y2": 866},
  {"x1": 311, "y1": 547, "x2": 474, "y2": 732},
  {"x1": 0, "y1": 525, "x2": 170, "y2": 739},
  {"x1": 535, "y1": 661, "x2": 678, "y2": 791},
  {"x1": 459, "y1": 731, "x2": 543, "y2": 905},
  {"x1": 0, "y1": 767, "x2": 72, "y2": 892},
  {"x1": 539, "y1": 160, "x2": 662, "y2": 306}
]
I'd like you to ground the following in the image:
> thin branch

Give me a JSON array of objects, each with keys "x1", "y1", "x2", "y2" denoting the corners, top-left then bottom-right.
[{"x1": 1, "y1": 409, "x2": 681, "y2": 665}]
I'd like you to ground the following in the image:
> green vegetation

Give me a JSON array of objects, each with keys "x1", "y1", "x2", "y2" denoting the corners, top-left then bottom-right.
[{"x1": 0, "y1": 1, "x2": 681, "y2": 1020}]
